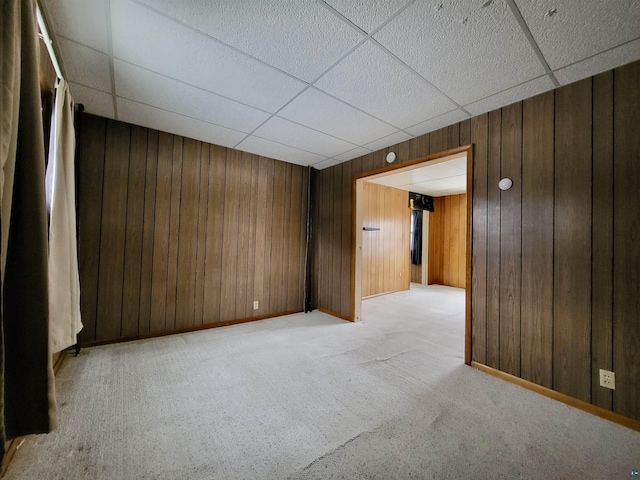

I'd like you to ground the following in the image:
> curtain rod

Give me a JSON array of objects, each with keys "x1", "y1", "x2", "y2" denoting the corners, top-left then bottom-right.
[{"x1": 36, "y1": 4, "x2": 63, "y2": 80}]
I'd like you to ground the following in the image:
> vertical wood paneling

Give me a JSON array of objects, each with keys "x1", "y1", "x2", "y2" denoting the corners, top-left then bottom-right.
[
  {"x1": 613, "y1": 61, "x2": 640, "y2": 419},
  {"x1": 165, "y1": 138, "x2": 183, "y2": 330},
  {"x1": 459, "y1": 119, "x2": 471, "y2": 146},
  {"x1": 428, "y1": 194, "x2": 466, "y2": 288},
  {"x1": 193, "y1": 140, "x2": 210, "y2": 326},
  {"x1": 138, "y1": 129, "x2": 158, "y2": 335},
  {"x1": 220, "y1": 149, "x2": 241, "y2": 321},
  {"x1": 416, "y1": 133, "x2": 430, "y2": 158},
  {"x1": 79, "y1": 115, "x2": 309, "y2": 344},
  {"x1": 430, "y1": 127, "x2": 448, "y2": 154},
  {"x1": 312, "y1": 60, "x2": 640, "y2": 422},
  {"x1": 246, "y1": 154, "x2": 259, "y2": 314},
  {"x1": 202, "y1": 145, "x2": 226, "y2": 323},
  {"x1": 252, "y1": 157, "x2": 268, "y2": 316},
  {"x1": 262, "y1": 157, "x2": 276, "y2": 314},
  {"x1": 299, "y1": 167, "x2": 310, "y2": 310},
  {"x1": 361, "y1": 183, "x2": 409, "y2": 297},
  {"x1": 175, "y1": 138, "x2": 200, "y2": 329},
  {"x1": 448, "y1": 123, "x2": 460, "y2": 149},
  {"x1": 234, "y1": 152, "x2": 252, "y2": 319},
  {"x1": 121, "y1": 126, "x2": 147, "y2": 337},
  {"x1": 288, "y1": 164, "x2": 303, "y2": 311},
  {"x1": 486, "y1": 109, "x2": 502, "y2": 369},
  {"x1": 149, "y1": 132, "x2": 173, "y2": 333},
  {"x1": 521, "y1": 91, "x2": 554, "y2": 388},
  {"x1": 269, "y1": 161, "x2": 287, "y2": 313},
  {"x1": 95, "y1": 120, "x2": 130, "y2": 341},
  {"x1": 591, "y1": 71, "x2": 614, "y2": 409},
  {"x1": 499, "y1": 102, "x2": 522, "y2": 377},
  {"x1": 331, "y1": 164, "x2": 343, "y2": 309},
  {"x1": 341, "y1": 162, "x2": 352, "y2": 316},
  {"x1": 77, "y1": 114, "x2": 106, "y2": 343},
  {"x1": 471, "y1": 114, "x2": 489, "y2": 364},
  {"x1": 553, "y1": 78, "x2": 592, "y2": 402}
]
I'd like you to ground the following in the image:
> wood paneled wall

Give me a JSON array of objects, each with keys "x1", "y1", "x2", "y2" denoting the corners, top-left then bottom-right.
[
  {"x1": 312, "y1": 60, "x2": 640, "y2": 422},
  {"x1": 410, "y1": 263, "x2": 422, "y2": 284},
  {"x1": 428, "y1": 194, "x2": 467, "y2": 288},
  {"x1": 361, "y1": 182, "x2": 410, "y2": 297},
  {"x1": 77, "y1": 114, "x2": 308, "y2": 344}
]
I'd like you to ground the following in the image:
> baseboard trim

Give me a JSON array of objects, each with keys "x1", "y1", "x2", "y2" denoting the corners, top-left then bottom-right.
[
  {"x1": 81, "y1": 310, "x2": 303, "y2": 348},
  {"x1": 471, "y1": 361, "x2": 640, "y2": 432},
  {"x1": 317, "y1": 307, "x2": 352, "y2": 322}
]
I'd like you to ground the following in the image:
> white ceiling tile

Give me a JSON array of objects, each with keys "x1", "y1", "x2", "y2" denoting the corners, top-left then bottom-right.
[
  {"x1": 405, "y1": 110, "x2": 470, "y2": 137},
  {"x1": 554, "y1": 39, "x2": 640, "y2": 86},
  {"x1": 324, "y1": 0, "x2": 409, "y2": 33},
  {"x1": 110, "y1": 0, "x2": 306, "y2": 113},
  {"x1": 254, "y1": 117, "x2": 357, "y2": 158},
  {"x1": 312, "y1": 158, "x2": 343, "y2": 170},
  {"x1": 41, "y1": 0, "x2": 109, "y2": 53},
  {"x1": 464, "y1": 75, "x2": 555, "y2": 116},
  {"x1": 515, "y1": 0, "x2": 640, "y2": 71},
  {"x1": 69, "y1": 82, "x2": 114, "y2": 119},
  {"x1": 315, "y1": 41, "x2": 456, "y2": 129},
  {"x1": 236, "y1": 136, "x2": 326, "y2": 167},
  {"x1": 136, "y1": 0, "x2": 363, "y2": 82},
  {"x1": 334, "y1": 147, "x2": 372, "y2": 162},
  {"x1": 278, "y1": 88, "x2": 397, "y2": 145},
  {"x1": 374, "y1": 0, "x2": 546, "y2": 106},
  {"x1": 114, "y1": 60, "x2": 270, "y2": 133},
  {"x1": 118, "y1": 98, "x2": 246, "y2": 148},
  {"x1": 364, "y1": 130, "x2": 412, "y2": 152},
  {"x1": 57, "y1": 38, "x2": 112, "y2": 93}
]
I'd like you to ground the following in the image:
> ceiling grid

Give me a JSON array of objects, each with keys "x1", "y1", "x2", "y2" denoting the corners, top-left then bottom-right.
[{"x1": 39, "y1": 0, "x2": 640, "y2": 172}]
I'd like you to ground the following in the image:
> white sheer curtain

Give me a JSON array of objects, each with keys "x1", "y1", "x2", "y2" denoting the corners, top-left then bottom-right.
[{"x1": 46, "y1": 78, "x2": 83, "y2": 353}]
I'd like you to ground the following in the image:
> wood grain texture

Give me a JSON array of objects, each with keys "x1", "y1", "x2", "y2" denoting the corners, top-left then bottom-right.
[
  {"x1": 499, "y1": 102, "x2": 522, "y2": 377},
  {"x1": 202, "y1": 145, "x2": 226, "y2": 323},
  {"x1": 341, "y1": 162, "x2": 352, "y2": 317},
  {"x1": 361, "y1": 183, "x2": 409, "y2": 297},
  {"x1": 486, "y1": 109, "x2": 501, "y2": 369},
  {"x1": 193, "y1": 140, "x2": 210, "y2": 325},
  {"x1": 521, "y1": 91, "x2": 554, "y2": 388},
  {"x1": 77, "y1": 114, "x2": 106, "y2": 343},
  {"x1": 312, "y1": 60, "x2": 640, "y2": 423},
  {"x1": 138, "y1": 129, "x2": 158, "y2": 335},
  {"x1": 121, "y1": 125, "x2": 147, "y2": 337},
  {"x1": 220, "y1": 149, "x2": 241, "y2": 321},
  {"x1": 95, "y1": 120, "x2": 130, "y2": 341},
  {"x1": 470, "y1": 114, "x2": 488, "y2": 364},
  {"x1": 428, "y1": 194, "x2": 466, "y2": 288},
  {"x1": 165, "y1": 137, "x2": 183, "y2": 330},
  {"x1": 175, "y1": 138, "x2": 200, "y2": 329},
  {"x1": 591, "y1": 71, "x2": 613, "y2": 410},
  {"x1": 78, "y1": 115, "x2": 308, "y2": 343},
  {"x1": 149, "y1": 132, "x2": 173, "y2": 333},
  {"x1": 613, "y1": 61, "x2": 640, "y2": 420},
  {"x1": 553, "y1": 78, "x2": 592, "y2": 402}
]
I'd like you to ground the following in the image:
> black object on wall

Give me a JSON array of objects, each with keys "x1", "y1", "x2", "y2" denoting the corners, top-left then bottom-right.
[{"x1": 409, "y1": 192, "x2": 434, "y2": 211}]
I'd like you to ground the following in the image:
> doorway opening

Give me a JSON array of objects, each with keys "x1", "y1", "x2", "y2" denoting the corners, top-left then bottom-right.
[{"x1": 352, "y1": 145, "x2": 473, "y2": 364}]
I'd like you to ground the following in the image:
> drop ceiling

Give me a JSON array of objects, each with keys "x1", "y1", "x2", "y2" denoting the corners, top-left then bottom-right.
[
  {"x1": 366, "y1": 152, "x2": 467, "y2": 197},
  {"x1": 40, "y1": 0, "x2": 640, "y2": 169}
]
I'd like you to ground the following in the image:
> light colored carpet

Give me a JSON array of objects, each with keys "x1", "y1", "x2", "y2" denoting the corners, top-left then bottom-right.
[{"x1": 5, "y1": 284, "x2": 639, "y2": 479}]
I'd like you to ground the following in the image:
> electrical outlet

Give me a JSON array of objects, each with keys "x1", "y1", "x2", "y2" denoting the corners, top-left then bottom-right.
[
  {"x1": 253, "y1": 300, "x2": 259, "y2": 310},
  {"x1": 599, "y1": 369, "x2": 615, "y2": 390}
]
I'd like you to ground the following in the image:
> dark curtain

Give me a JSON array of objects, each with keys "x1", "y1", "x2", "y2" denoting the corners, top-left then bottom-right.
[
  {"x1": 1, "y1": 0, "x2": 57, "y2": 460},
  {"x1": 410, "y1": 209, "x2": 422, "y2": 265}
]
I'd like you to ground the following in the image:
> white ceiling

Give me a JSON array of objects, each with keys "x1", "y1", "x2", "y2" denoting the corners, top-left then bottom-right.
[
  {"x1": 366, "y1": 152, "x2": 466, "y2": 197},
  {"x1": 40, "y1": 0, "x2": 640, "y2": 169}
]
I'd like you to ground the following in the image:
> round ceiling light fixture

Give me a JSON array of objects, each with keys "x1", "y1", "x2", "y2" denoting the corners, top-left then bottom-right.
[
  {"x1": 386, "y1": 152, "x2": 396, "y2": 164},
  {"x1": 498, "y1": 178, "x2": 513, "y2": 191}
]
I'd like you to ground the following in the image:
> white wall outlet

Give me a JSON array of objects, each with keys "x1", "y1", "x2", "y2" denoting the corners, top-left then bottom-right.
[
  {"x1": 253, "y1": 300, "x2": 259, "y2": 310},
  {"x1": 599, "y1": 369, "x2": 615, "y2": 390}
]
